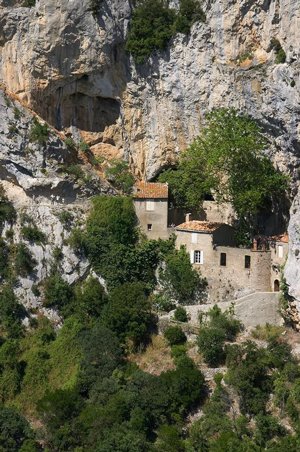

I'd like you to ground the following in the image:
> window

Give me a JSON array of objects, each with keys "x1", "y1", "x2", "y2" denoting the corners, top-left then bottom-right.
[
  {"x1": 146, "y1": 200, "x2": 155, "y2": 211},
  {"x1": 193, "y1": 250, "x2": 203, "y2": 264},
  {"x1": 245, "y1": 255, "x2": 251, "y2": 269},
  {"x1": 220, "y1": 253, "x2": 227, "y2": 266},
  {"x1": 147, "y1": 224, "x2": 152, "y2": 231},
  {"x1": 278, "y1": 245, "x2": 283, "y2": 258},
  {"x1": 191, "y1": 233, "x2": 198, "y2": 244}
]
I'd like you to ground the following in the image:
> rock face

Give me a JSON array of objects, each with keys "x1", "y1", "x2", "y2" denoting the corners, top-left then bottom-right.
[
  {"x1": 0, "y1": 87, "x2": 111, "y2": 319},
  {"x1": 0, "y1": 1, "x2": 300, "y2": 302}
]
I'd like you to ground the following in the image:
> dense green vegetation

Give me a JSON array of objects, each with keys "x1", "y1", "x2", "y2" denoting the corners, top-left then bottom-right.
[
  {"x1": 105, "y1": 159, "x2": 135, "y2": 194},
  {"x1": 126, "y1": 0, "x2": 205, "y2": 63},
  {"x1": 0, "y1": 186, "x2": 297, "y2": 450},
  {"x1": 159, "y1": 108, "x2": 288, "y2": 242}
]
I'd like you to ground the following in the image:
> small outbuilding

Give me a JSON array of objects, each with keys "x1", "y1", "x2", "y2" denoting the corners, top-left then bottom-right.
[{"x1": 133, "y1": 182, "x2": 169, "y2": 239}]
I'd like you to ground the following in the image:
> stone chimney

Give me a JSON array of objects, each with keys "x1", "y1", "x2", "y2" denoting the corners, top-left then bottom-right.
[
  {"x1": 252, "y1": 238, "x2": 258, "y2": 251},
  {"x1": 185, "y1": 213, "x2": 191, "y2": 222}
]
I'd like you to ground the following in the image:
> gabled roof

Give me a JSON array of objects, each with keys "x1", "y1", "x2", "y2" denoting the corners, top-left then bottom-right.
[
  {"x1": 133, "y1": 182, "x2": 168, "y2": 199},
  {"x1": 176, "y1": 220, "x2": 225, "y2": 233}
]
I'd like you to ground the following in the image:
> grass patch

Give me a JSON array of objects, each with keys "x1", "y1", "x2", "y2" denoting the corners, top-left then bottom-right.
[
  {"x1": 128, "y1": 335, "x2": 175, "y2": 375},
  {"x1": 252, "y1": 323, "x2": 285, "y2": 342}
]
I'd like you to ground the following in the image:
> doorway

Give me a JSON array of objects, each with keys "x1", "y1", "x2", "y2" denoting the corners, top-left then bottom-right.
[{"x1": 274, "y1": 279, "x2": 280, "y2": 292}]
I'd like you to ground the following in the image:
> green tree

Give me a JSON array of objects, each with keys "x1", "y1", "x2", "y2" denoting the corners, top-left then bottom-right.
[
  {"x1": 174, "y1": 306, "x2": 188, "y2": 322},
  {"x1": 126, "y1": 0, "x2": 176, "y2": 64},
  {"x1": 159, "y1": 247, "x2": 207, "y2": 304},
  {"x1": 29, "y1": 117, "x2": 49, "y2": 145},
  {"x1": 0, "y1": 238, "x2": 9, "y2": 279},
  {"x1": 15, "y1": 243, "x2": 37, "y2": 277},
  {"x1": 101, "y1": 282, "x2": 156, "y2": 348},
  {"x1": 105, "y1": 160, "x2": 135, "y2": 194},
  {"x1": 72, "y1": 277, "x2": 107, "y2": 319},
  {"x1": 0, "y1": 406, "x2": 36, "y2": 451},
  {"x1": 0, "y1": 184, "x2": 16, "y2": 229},
  {"x1": 43, "y1": 273, "x2": 74, "y2": 311},
  {"x1": 79, "y1": 323, "x2": 122, "y2": 394},
  {"x1": 198, "y1": 327, "x2": 226, "y2": 367},
  {"x1": 159, "y1": 109, "x2": 287, "y2": 237},
  {"x1": 164, "y1": 325, "x2": 187, "y2": 346},
  {"x1": 0, "y1": 286, "x2": 25, "y2": 337}
]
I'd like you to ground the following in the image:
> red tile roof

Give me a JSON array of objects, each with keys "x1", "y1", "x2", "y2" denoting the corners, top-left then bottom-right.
[
  {"x1": 270, "y1": 233, "x2": 289, "y2": 244},
  {"x1": 134, "y1": 182, "x2": 168, "y2": 199},
  {"x1": 176, "y1": 220, "x2": 224, "y2": 233}
]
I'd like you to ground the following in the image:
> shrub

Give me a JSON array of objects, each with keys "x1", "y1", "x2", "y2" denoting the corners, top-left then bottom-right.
[
  {"x1": 207, "y1": 305, "x2": 242, "y2": 341},
  {"x1": 160, "y1": 247, "x2": 207, "y2": 304},
  {"x1": 270, "y1": 38, "x2": 286, "y2": 64},
  {"x1": 29, "y1": 117, "x2": 49, "y2": 145},
  {"x1": 13, "y1": 107, "x2": 22, "y2": 120},
  {"x1": 71, "y1": 277, "x2": 108, "y2": 319},
  {"x1": 0, "y1": 406, "x2": 36, "y2": 451},
  {"x1": 56, "y1": 210, "x2": 74, "y2": 231},
  {"x1": 23, "y1": 0, "x2": 36, "y2": 6},
  {"x1": 164, "y1": 325, "x2": 187, "y2": 346},
  {"x1": 0, "y1": 185, "x2": 16, "y2": 228},
  {"x1": 63, "y1": 164, "x2": 85, "y2": 180},
  {"x1": 21, "y1": 225, "x2": 47, "y2": 244},
  {"x1": 151, "y1": 294, "x2": 176, "y2": 312},
  {"x1": 52, "y1": 246, "x2": 63, "y2": 263},
  {"x1": 79, "y1": 140, "x2": 90, "y2": 153},
  {"x1": 0, "y1": 238, "x2": 9, "y2": 279},
  {"x1": 102, "y1": 282, "x2": 156, "y2": 348},
  {"x1": 197, "y1": 327, "x2": 226, "y2": 367},
  {"x1": 68, "y1": 228, "x2": 86, "y2": 254},
  {"x1": 174, "y1": 0, "x2": 206, "y2": 34},
  {"x1": 174, "y1": 306, "x2": 188, "y2": 322},
  {"x1": 126, "y1": 0, "x2": 176, "y2": 64},
  {"x1": 43, "y1": 273, "x2": 74, "y2": 310},
  {"x1": 105, "y1": 159, "x2": 135, "y2": 194},
  {"x1": 15, "y1": 243, "x2": 37, "y2": 277},
  {"x1": 126, "y1": 0, "x2": 205, "y2": 63},
  {"x1": 252, "y1": 323, "x2": 285, "y2": 342},
  {"x1": 0, "y1": 286, "x2": 26, "y2": 337},
  {"x1": 171, "y1": 344, "x2": 187, "y2": 362},
  {"x1": 64, "y1": 137, "x2": 77, "y2": 150}
]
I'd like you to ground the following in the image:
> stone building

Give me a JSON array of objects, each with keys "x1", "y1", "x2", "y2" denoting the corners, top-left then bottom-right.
[
  {"x1": 133, "y1": 182, "x2": 169, "y2": 240},
  {"x1": 269, "y1": 234, "x2": 289, "y2": 292},
  {"x1": 133, "y1": 182, "x2": 289, "y2": 301},
  {"x1": 175, "y1": 219, "x2": 288, "y2": 302}
]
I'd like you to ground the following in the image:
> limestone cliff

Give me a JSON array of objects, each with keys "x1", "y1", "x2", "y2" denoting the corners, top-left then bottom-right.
[
  {"x1": 0, "y1": 87, "x2": 112, "y2": 320},
  {"x1": 0, "y1": 0, "x2": 300, "y2": 303}
]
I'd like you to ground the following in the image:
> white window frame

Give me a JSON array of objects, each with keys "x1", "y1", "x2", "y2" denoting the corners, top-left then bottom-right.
[
  {"x1": 191, "y1": 233, "x2": 198, "y2": 244},
  {"x1": 192, "y1": 250, "x2": 203, "y2": 265},
  {"x1": 146, "y1": 200, "x2": 155, "y2": 211},
  {"x1": 278, "y1": 245, "x2": 283, "y2": 258}
]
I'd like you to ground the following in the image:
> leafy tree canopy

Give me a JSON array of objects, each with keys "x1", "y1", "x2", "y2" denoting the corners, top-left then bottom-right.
[
  {"x1": 126, "y1": 0, "x2": 205, "y2": 63},
  {"x1": 159, "y1": 246, "x2": 207, "y2": 304},
  {"x1": 159, "y1": 108, "x2": 287, "y2": 227},
  {"x1": 101, "y1": 282, "x2": 156, "y2": 349}
]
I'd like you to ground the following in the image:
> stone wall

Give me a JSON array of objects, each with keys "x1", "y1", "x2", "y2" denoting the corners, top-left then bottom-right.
[
  {"x1": 175, "y1": 229, "x2": 272, "y2": 302},
  {"x1": 134, "y1": 198, "x2": 169, "y2": 240}
]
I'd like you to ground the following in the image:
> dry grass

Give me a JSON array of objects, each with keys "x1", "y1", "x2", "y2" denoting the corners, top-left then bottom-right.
[
  {"x1": 251, "y1": 323, "x2": 285, "y2": 341},
  {"x1": 128, "y1": 335, "x2": 175, "y2": 375}
]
